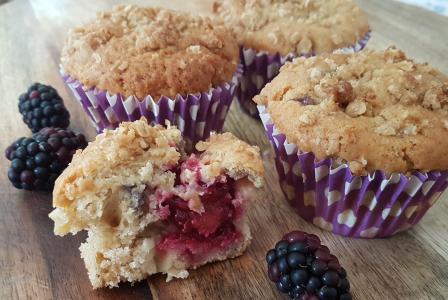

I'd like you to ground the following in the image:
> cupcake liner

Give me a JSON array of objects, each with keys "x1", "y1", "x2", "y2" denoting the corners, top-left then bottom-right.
[
  {"x1": 237, "y1": 31, "x2": 372, "y2": 117},
  {"x1": 61, "y1": 66, "x2": 242, "y2": 146},
  {"x1": 259, "y1": 105, "x2": 448, "y2": 238}
]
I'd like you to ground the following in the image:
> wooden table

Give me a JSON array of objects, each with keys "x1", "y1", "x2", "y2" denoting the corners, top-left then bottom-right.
[{"x1": 1, "y1": 0, "x2": 447, "y2": 299}]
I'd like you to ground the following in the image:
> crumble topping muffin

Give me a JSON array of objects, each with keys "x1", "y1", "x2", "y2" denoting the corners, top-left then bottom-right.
[
  {"x1": 49, "y1": 119, "x2": 263, "y2": 288},
  {"x1": 256, "y1": 48, "x2": 448, "y2": 238},
  {"x1": 255, "y1": 47, "x2": 448, "y2": 175},
  {"x1": 61, "y1": 4, "x2": 240, "y2": 143},
  {"x1": 61, "y1": 4, "x2": 239, "y2": 99},
  {"x1": 213, "y1": 0, "x2": 370, "y2": 56}
]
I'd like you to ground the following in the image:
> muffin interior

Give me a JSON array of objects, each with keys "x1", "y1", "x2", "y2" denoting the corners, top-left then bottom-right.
[{"x1": 139, "y1": 154, "x2": 251, "y2": 266}]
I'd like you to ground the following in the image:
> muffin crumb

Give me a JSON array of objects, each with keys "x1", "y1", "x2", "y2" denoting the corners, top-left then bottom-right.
[{"x1": 346, "y1": 100, "x2": 367, "y2": 117}]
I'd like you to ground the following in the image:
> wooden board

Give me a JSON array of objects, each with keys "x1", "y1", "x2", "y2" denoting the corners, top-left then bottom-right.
[{"x1": 0, "y1": 0, "x2": 447, "y2": 299}]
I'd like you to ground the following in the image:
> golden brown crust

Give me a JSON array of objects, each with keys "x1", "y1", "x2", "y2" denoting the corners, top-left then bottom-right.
[
  {"x1": 213, "y1": 0, "x2": 369, "y2": 56},
  {"x1": 61, "y1": 5, "x2": 239, "y2": 99},
  {"x1": 255, "y1": 48, "x2": 448, "y2": 175}
]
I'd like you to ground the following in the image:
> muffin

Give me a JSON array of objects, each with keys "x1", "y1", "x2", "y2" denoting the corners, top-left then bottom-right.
[
  {"x1": 61, "y1": 5, "x2": 240, "y2": 146},
  {"x1": 213, "y1": 0, "x2": 370, "y2": 116},
  {"x1": 49, "y1": 118, "x2": 264, "y2": 288},
  {"x1": 255, "y1": 47, "x2": 448, "y2": 238}
]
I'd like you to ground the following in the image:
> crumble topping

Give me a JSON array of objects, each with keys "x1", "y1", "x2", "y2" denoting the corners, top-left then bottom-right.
[
  {"x1": 213, "y1": 0, "x2": 369, "y2": 55},
  {"x1": 61, "y1": 5, "x2": 239, "y2": 99}
]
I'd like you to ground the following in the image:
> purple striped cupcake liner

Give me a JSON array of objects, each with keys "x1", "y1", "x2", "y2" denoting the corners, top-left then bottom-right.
[
  {"x1": 259, "y1": 105, "x2": 448, "y2": 238},
  {"x1": 237, "y1": 31, "x2": 372, "y2": 117},
  {"x1": 60, "y1": 66, "x2": 242, "y2": 147}
]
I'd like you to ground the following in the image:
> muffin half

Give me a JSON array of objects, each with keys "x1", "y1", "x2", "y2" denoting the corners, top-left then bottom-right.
[{"x1": 49, "y1": 119, "x2": 263, "y2": 288}]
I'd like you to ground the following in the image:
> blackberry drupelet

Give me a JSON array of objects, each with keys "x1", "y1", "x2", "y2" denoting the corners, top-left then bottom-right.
[
  {"x1": 18, "y1": 83, "x2": 70, "y2": 133},
  {"x1": 5, "y1": 127, "x2": 87, "y2": 191},
  {"x1": 266, "y1": 231, "x2": 352, "y2": 300}
]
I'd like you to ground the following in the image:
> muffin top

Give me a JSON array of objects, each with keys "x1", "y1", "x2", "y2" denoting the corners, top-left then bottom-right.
[
  {"x1": 213, "y1": 0, "x2": 369, "y2": 56},
  {"x1": 61, "y1": 5, "x2": 239, "y2": 100},
  {"x1": 254, "y1": 48, "x2": 448, "y2": 175}
]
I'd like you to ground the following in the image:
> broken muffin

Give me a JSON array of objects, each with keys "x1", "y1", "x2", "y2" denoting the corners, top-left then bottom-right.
[{"x1": 49, "y1": 118, "x2": 263, "y2": 288}]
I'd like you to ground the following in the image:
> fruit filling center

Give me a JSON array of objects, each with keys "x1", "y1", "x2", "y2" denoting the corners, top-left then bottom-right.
[{"x1": 154, "y1": 156, "x2": 244, "y2": 264}]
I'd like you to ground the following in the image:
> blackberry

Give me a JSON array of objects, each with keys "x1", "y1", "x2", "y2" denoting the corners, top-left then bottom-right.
[
  {"x1": 5, "y1": 127, "x2": 87, "y2": 191},
  {"x1": 266, "y1": 231, "x2": 352, "y2": 300},
  {"x1": 18, "y1": 83, "x2": 70, "y2": 133}
]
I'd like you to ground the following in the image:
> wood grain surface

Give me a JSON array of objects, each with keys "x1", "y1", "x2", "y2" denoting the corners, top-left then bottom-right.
[{"x1": 0, "y1": 0, "x2": 447, "y2": 299}]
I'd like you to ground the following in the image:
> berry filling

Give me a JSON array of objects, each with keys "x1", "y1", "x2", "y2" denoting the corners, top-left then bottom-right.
[{"x1": 154, "y1": 156, "x2": 245, "y2": 265}]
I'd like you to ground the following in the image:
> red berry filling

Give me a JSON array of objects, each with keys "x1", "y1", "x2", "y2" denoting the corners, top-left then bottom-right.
[{"x1": 154, "y1": 156, "x2": 245, "y2": 264}]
